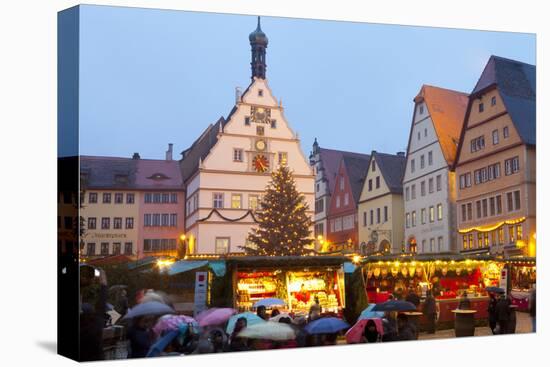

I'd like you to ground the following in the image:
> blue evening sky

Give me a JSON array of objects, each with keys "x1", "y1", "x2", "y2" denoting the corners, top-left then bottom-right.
[{"x1": 78, "y1": 5, "x2": 535, "y2": 159}]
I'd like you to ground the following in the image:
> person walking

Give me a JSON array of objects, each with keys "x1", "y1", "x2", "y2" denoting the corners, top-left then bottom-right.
[
  {"x1": 405, "y1": 287, "x2": 420, "y2": 308},
  {"x1": 487, "y1": 292, "x2": 498, "y2": 334},
  {"x1": 127, "y1": 315, "x2": 155, "y2": 358},
  {"x1": 495, "y1": 293, "x2": 511, "y2": 334},
  {"x1": 529, "y1": 285, "x2": 536, "y2": 332},
  {"x1": 422, "y1": 290, "x2": 437, "y2": 334},
  {"x1": 397, "y1": 314, "x2": 417, "y2": 341}
]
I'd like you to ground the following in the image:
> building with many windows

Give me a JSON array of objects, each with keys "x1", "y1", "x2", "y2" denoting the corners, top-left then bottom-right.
[
  {"x1": 454, "y1": 56, "x2": 536, "y2": 257},
  {"x1": 358, "y1": 151, "x2": 406, "y2": 255},
  {"x1": 325, "y1": 154, "x2": 370, "y2": 252},
  {"x1": 179, "y1": 18, "x2": 314, "y2": 254},
  {"x1": 80, "y1": 145, "x2": 185, "y2": 259},
  {"x1": 403, "y1": 85, "x2": 468, "y2": 254},
  {"x1": 309, "y1": 140, "x2": 370, "y2": 251}
]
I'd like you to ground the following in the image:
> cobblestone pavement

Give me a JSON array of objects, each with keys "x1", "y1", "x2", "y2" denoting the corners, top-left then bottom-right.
[{"x1": 418, "y1": 311, "x2": 533, "y2": 340}]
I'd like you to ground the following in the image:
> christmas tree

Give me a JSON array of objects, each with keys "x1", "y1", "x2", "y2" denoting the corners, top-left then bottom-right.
[{"x1": 241, "y1": 164, "x2": 313, "y2": 256}]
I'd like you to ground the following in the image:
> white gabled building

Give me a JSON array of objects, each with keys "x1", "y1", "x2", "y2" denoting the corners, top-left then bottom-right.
[
  {"x1": 179, "y1": 18, "x2": 314, "y2": 254},
  {"x1": 402, "y1": 85, "x2": 468, "y2": 254}
]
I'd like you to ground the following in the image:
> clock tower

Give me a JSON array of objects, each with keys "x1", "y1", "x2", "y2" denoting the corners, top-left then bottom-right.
[
  {"x1": 249, "y1": 16, "x2": 268, "y2": 80},
  {"x1": 180, "y1": 17, "x2": 314, "y2": 254}
]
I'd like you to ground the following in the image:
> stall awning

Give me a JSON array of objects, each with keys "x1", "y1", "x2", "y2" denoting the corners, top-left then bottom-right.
[
  {"x1": 167, "y1": 260, "x2": 209, "y2": 276},
  {"x1": 208, "y1": 260, "x2": 227, "y2": 277}
]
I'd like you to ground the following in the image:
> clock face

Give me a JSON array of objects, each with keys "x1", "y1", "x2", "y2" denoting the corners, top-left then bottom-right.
[
  {"x1": 250, "y1": 106, "x2": 271, "y2": 124},
  {"x1": 255, "y1": 139, "x2": 266, "y2": 151},
  {"x1": 252, "y1": 154, "x2": 269, "y2": 173}
]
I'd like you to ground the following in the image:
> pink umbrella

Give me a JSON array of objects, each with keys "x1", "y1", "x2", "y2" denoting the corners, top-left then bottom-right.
[
  {"x1": 197, "y1": 308, "x2": 237, "y2": 327},
  {"x1": 152, "y1": 314, "x2": 198, "y2": 337},
  {"x1": 345, "y1": 318, "x2": 384, "y2": 344}
]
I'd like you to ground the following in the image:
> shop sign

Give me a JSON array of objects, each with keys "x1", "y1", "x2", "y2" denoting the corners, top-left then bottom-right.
[{"x1": 194, "y1": 271, "x2": 208, "y2": 317}]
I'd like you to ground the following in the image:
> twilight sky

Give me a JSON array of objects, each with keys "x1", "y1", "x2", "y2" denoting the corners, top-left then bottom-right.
[{"x1": 77, "y1": 5, "x2": 535, "y2": 160}]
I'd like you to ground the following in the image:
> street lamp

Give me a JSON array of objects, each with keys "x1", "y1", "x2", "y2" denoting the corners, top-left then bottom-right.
[{"x1": 177, "y1": 233, "x2": 187, "y2": 259}]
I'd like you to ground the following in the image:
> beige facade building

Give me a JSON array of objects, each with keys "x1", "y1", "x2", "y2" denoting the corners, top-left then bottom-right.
[
  {"x1": 358, "y1": 151, "x2": 406, "y2": 254},
  {"x1": 180, "y1": 19, "x2": 314, "y2": 254},
  {"x1": 454, "y1": 56, "x2": 536, "y2": 257}
]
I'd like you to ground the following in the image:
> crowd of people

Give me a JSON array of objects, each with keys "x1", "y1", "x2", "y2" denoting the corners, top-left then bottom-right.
[{"x1": 78, "y1": 264, "x2": 535, "y2": 361}]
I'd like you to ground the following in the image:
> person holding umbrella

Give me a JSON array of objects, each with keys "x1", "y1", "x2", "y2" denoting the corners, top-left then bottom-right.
[
  {"x1": 256, "y1": 305, "x2": 269, "y2": 321},
  {"x1": 229, "y1": 317, "x2": 250, "y2": 352}
]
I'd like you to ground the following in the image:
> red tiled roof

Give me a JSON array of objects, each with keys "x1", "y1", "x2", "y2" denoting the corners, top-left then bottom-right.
[{"x1": 414, "y1": 85, "x2": 469, "y2": 167}]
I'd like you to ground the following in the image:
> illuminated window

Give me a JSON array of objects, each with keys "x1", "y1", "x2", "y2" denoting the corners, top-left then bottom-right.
[
  {"x1": 231, "y1": 194, "x2": 242, "y2": 209},
  {"x1": 498, "y1": 227, "x2": 504, "y2": 245},
  {"x1": 516, "y1": 224, "x2": 523, "y2": 240},
  {"x1": 429, "y1": 206, "x2": 434, "y2": 222},
  {"x1": 468, "y1": 234, "x2": 474, "y2": 249},
  {"x1": 438, "y1": 236, "x2": 443, "y2": 252},
  {"x1": 508, "y1": 226, "x2": 515, "y2": 243},
  {"x1": 249, "y1": 195, "x2": 259, "y2": 211},
  {"x1": 421, "y1": 208, "x2": 426, "y2": 224},
  {"x1": 491, "y1": 231, "x2": 496, "y2": 246},
  {"x1": 278, "y1": 152, "x2": 288, "y2": 165},
  {"x1": 484, "y1": 233, "x2": 489, "y2": 247},
  {"x1": 463, "y1": 235, "x2": 468, "y2": 250},
  {"x1": 215, "y1": 237, "x2": 230, "y2": 254},
  {"x1": 437, "y1": 204, "x2": 443, "y2": 220},
  {"x1": 405, "y1": 213, "x2": 410, "y2": 228},
  {"x1": 412, "y1": 211, "x2": 417, "y2": 227},
  {"x1": 477, "y1": 232, "x2": 483, "y2": 248}
]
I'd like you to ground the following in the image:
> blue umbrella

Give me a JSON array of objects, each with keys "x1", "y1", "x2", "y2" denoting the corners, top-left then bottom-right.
[
  {"x1": 253, "y1": 298, "x2": 286, "y2": 308},
  {"x1": 123, "y1": 301, "x2": 175, "y2": 320},
  {"x1": 304, "y1": 317, "x2": 350, "y2": 334},
  {"x1": 226, "y1": 312, "x2": 265, "y2": 334},
  {"x1": 371, "y1": 300, "x2": 416, "y2": 312},
  {"x1": 359, "y1": 304, "x2": 385, "y2": 319},
  {"x1": 146, "y1": 329, "x2": 180, "y2": 357}
]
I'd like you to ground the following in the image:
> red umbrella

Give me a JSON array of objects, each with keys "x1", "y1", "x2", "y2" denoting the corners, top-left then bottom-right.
[
  {"x1": 197, "y1": 308, "x2": 237, "y2": 327},
  {"x1": 345, "y1": 318, "x2": 384, "y2": 344}
]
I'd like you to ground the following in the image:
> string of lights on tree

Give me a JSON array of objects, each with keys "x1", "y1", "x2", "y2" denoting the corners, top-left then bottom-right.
[{"x1": 241, "y1": 164, "x2": 313, "y2": 256}]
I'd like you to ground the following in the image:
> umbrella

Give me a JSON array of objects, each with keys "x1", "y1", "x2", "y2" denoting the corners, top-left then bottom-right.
[
  {"x1": 304, "y1": 317, "x2": 350, "y2": 334},
  {"x1": 196, "y1": 308, "x2": 237, "y2": 327},
  {"x1": 371, "y1": 300, "x2": 417, "y2": 312},
  {"x1": 226, "y1": 312, "x2": 265, "y2": 334},
  {"x1": 152, "y1": 314, "x2": 198, "y2": 337},
  {"x1": 269, "y1": 312, "x2": 292, "y2": 323},
  {"x1": 345, "y1": 318, "x2": 384, "y2": 344},
  {"x1": 359, "y1": 304, "x2": 385, "y2": 320},
  {"x1": 253, "y1": 298, "x2": 286, "y2": 308},
  {"x1": 486, "y1": 286, "x2": 505, "y2": 293},
  {"x1": 238, "y1": 322, "x2": 296, "y2": 341},
  {"x1": 123, "y1": 301, "x2": 175, "y2": 320},
  {"x1": 146, "y1": 329, "x2": 180, "y2": 357}
]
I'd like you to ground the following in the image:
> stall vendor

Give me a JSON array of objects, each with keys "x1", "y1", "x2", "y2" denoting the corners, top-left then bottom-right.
[{"x1": 295, "y1": 283, "x2": 311, "y2": 303}]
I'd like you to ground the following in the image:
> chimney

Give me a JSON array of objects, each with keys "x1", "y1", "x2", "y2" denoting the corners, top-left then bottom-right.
[
  {"x1": 397, "y1": 151, "x2": 405, "y2": 157},
  {"x1": 132, "y1": 152, "x2": 140, "y2": 160},
  {"x1": 166, "y1": 143, "x2": 173, "y2": 161},
  {"x1": 235, "y1": 87, "x2": 242, "y2": 104}
]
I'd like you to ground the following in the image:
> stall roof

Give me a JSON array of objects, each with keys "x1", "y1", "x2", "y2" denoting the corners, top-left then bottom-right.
[
  {"x1": 227, "y1": 255, "x2": 351, "y2": 269},
  {"x1": 360, "y1": 253, "x2": 496, "y2": 263},
  {"x1": 166, "y1": 260, "x2": 209, "y2": 276}
]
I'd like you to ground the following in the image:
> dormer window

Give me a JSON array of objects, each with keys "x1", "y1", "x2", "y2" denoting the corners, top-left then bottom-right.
[
  {"x1": 114, "y1": 174, "x2": 129, "y2": 185},
  {"x1": 479, "y1": 102, "x2": 484, "y2": 113},
  {"x1": 245, "y1": 116, "x2": 251, "y2": 126},
  {"x1": 270, "y1": 119, "x2": 277, "y2": 129},
  {"x1": 419, "y1": 105, "x2": 424, "y2": 114},
  {"x1": 147, "y1": 173, "x2": 170, "y2": 180},
  {"x1": 258, "y1": 89, "x2": 264, "y2": 97}
]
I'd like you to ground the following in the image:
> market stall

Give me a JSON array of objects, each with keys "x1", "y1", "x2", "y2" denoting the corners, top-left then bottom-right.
[
  {"x1": 360, "y1": 254, "x2": 503, "y2": 328},
  {"x1": 507, "y1": 258, "x2": 536, "y2": 311},
  {"x1": 229, "y1": 256, "x2": 348, "y2": 315}
]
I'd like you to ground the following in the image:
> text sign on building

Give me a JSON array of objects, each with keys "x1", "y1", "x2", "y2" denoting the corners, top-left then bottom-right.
[
  {"x1": 499, "y1": 268, "x2": 508, "y2": 296},
  {"x1": 194, "y1": 271, "x2": 209, "y2": 317}
]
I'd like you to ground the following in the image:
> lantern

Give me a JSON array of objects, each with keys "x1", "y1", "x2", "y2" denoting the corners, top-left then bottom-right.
[
  {"x1": 374, "y1": 268, "x2": 381, "y2": 278},
  {"x1": 391, "y1": 268, "x2": 399, "y2": 277},
  {"x1": 441, "y1": 267, "x2": 448, "y2": 276},
  {"x1": 401, "y1": 267, "x2": 409, "y2": 277},
  {"x1": 381, "y1": 268, "x2": 388, "y2": 278},
  {"x1": 416, "y1": 267, "x2": 423, "y2": 277}
]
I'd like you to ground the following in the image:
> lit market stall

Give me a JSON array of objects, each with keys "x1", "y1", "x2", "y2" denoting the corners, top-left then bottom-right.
[
  {"x1": 507, "y1": 257, "x2": 536, "y2": 311},
  {"x1": 359, "y1": 254, "x2": 503, "y2": 327},
  {"x1": 228, "y1": 256, "x2": 349, "y2": 315}
]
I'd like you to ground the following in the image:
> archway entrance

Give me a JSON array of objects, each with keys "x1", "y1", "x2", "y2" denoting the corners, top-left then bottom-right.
[{"x1": 379, "y1": 240, "x2": 391, "y2": 254}]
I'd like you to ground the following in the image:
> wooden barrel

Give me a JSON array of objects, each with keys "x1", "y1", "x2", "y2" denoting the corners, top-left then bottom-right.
[{"x1": 452, "y1": 310, "x2": 476, "y2": 337}]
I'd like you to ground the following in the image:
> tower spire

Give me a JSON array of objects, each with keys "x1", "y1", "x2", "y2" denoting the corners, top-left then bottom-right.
[{"x1": 249, "y1": 16, "x2": 268, "y2": 80}]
